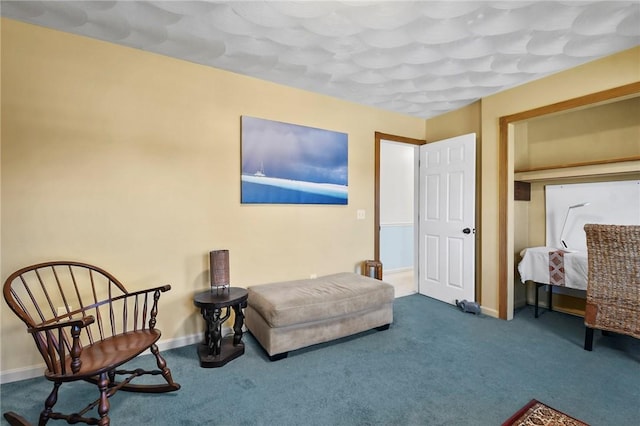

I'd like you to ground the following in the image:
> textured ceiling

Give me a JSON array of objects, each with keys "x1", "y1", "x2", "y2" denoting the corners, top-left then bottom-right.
[{"x1": 2, "y1": 1, "x2": 639, "y2": 118}]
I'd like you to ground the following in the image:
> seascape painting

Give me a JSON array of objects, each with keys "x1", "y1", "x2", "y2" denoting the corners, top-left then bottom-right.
[{"x1": 241, "y1": 116, "x2": 348, "y2": 204}]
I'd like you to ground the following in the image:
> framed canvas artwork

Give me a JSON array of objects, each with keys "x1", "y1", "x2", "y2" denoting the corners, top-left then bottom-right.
[{"x1": 241, "y1": 116, "x2": 348, "y2": 205}]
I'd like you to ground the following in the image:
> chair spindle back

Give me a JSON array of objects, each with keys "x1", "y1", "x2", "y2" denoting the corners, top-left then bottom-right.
[{"x1": 4, "y1": 261, "x2": 161, "y2": 374}]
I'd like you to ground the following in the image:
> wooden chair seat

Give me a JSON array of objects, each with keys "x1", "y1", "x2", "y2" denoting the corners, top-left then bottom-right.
[
  {"x1": 52, "y1": 330, "x2": 161, "y2": 381},
  {"x1": 3, "y1": 261, "x2": 180, "y2": 425}
]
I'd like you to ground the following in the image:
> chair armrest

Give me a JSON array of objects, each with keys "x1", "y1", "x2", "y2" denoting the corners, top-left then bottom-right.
[
  {"x1": 105, "y1": 285, "x2": 171, "y2": 304},
  {"x1": 29, "y1": 316, "x2": 95, "y2": 374},
  {"x1": 28, "y1": 316, "x2": 95, "y2": 334},
  {"x1": 101, "y1": 284, "x2": 171, "y2": 331},
  {"x1": 123, "y1": 284, "x2": 172, "y2": 299}
]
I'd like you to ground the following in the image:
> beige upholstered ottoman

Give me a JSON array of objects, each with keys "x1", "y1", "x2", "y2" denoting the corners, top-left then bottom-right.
[{"x1": 245, "y1": 272, "x2": 394, "y2": 360}]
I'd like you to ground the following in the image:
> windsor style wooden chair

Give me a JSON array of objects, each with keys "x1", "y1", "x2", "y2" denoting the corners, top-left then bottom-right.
[{"x1": 3, "y1": 261, "x2": 180, "y2": 425}]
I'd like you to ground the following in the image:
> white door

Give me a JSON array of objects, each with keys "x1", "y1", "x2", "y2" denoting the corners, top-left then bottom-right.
[{"x1": 419, "y1": 133, "x2": 476, "y2": 305}]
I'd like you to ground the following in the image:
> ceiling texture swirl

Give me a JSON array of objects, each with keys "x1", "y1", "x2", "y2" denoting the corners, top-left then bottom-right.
[{"x1": 2, "y1": 1, "x2": 639, "y2": 118}]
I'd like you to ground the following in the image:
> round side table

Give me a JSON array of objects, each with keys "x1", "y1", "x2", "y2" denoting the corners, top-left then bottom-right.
[{"x1": 193, "y1": 287, "x2": 248, "y2": 368}]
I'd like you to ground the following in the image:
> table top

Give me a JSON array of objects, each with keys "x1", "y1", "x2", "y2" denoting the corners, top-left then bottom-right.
[
  {"x1": 518, "y1": 246, "x2": 587, "y2": 290},
  {"x1": 193, "y1": 287, "x2": 248, "y2": 308}
]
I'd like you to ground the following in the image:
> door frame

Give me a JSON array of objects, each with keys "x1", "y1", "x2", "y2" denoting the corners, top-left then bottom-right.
[
  {"x1": 374, "y1": 132, "x2": 425, "y2": 261},
  {"x1": 497, "y1": 82, "x2": 640, "y2": 319}
]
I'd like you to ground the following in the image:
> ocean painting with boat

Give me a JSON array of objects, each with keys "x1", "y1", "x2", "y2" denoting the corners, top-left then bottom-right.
[{"x1": 241, "y1": 116, "x2": 348, "y2": 204}]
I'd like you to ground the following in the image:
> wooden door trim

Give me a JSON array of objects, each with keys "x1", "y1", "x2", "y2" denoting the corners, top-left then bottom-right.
[
  {"x1": 497, "y1": 82, "x2": 640, "y2": 319},
  {"x1": 374, "y1": 132, "x2": 425, "y2": 261}
]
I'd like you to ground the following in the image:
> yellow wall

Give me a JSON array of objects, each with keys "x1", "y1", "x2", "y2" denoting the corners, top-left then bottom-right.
[
  {"x1": 424, "y1": 101, "x2": 481, "y2": 143},
  {"x1": 516, "y1": 97, "x2": 640, "y2": 170},
  {"x1": 0, "y1": 19, "x2": 425, "y2": 374}
]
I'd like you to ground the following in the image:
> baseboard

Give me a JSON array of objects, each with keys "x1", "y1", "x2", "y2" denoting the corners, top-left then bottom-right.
[
  {"x1": 155, "y1": 331, "x2": 202, "y2": 352},
  {"x1": 394, "y1": 291, "x2": 417, "y2": 298},
  {"x1": 0, "y1": 364, "x2": 43, "y2": 384},
  {"x1": 0, "y1": 330, "x2": 216, "y2": 385}
]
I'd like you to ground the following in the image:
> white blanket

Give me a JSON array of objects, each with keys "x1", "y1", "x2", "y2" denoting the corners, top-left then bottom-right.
[{"x1": 517, "y1": 246, "x2": 588, "y2": 290}]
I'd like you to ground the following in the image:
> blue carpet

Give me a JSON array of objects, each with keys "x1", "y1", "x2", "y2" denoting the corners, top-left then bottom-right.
[{"x1": 1, "y1": 294, "x2": 638, "y2": 425}]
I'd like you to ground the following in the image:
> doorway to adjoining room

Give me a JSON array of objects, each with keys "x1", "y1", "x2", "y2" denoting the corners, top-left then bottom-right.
[{"x1": 379, "y1": 140, "x2": 418, "y2": 297}]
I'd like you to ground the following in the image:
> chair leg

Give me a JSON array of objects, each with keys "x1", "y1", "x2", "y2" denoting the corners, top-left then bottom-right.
[
  {"x1": 108, "y1": 369, "x2": 117, "y2": 387},
  {"x1": 150, "y1": 344, "x2": 181, "y2": 391},
  {"x1": 97, "y1": 372, "x2": 110, "y2": 426},
  {"x1": 39, "y1": 381, "x2": 61, "y2": 425},
  {"x1": 90, "y1": 345, "x2": 180, "y2": 394},
  {"x1": 584, "y1": 326, "x2": 594, "y2": 351}
]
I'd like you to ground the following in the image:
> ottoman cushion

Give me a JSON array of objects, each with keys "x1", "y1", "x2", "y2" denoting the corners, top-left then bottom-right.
[{"x1": 248, "y1": 272, "x2": 394, "y2": 328}]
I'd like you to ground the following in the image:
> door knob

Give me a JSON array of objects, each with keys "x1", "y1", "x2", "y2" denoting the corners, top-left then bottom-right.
[{"x1": 462, "y1": 228, "x2": 471, "y2": 234}]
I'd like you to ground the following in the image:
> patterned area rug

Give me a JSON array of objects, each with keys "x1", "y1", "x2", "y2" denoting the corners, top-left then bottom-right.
[{"x1": 502, "y1": 399, "x2": 589, "y2": 426}]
